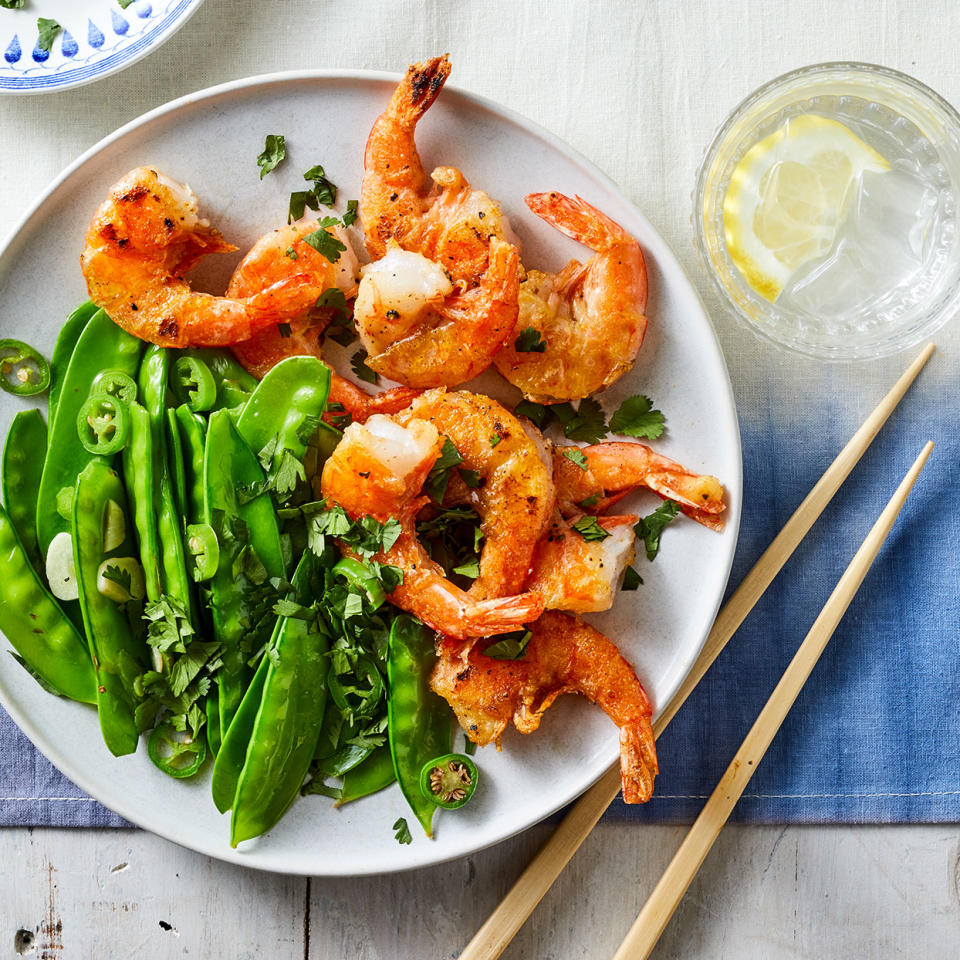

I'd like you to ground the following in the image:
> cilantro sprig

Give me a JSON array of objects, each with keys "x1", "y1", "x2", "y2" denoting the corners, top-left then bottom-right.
[
  {"x1": 514, "y1": 394, "x2": 667, "y2": 445},
  {"x1": 635, "y1": 500, "x2": 681, "y2": 560},
  {"x1": 256, "y1": 134, "x2": 286, "y2": 179},
  {"x1": 609, "y1": 395, "x2": 666, "y2": 440}
]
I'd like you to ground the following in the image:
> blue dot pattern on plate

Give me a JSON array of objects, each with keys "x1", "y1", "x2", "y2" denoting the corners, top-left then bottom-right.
[{"x1": 0, "y1": 1, "x2": 202, "y2": 93}]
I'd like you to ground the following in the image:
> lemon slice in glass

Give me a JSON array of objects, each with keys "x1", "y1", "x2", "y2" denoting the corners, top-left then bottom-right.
[{"x1": 723, "y1": 114, "x2": 890, "y2": 301}]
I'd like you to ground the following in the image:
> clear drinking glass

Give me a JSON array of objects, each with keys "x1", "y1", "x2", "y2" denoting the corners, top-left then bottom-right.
[{"x1": 694, "y1": 62, "x2": 960, "y2": 360}]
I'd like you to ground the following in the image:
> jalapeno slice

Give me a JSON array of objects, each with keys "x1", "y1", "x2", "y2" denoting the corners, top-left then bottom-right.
[
  {"x1": 185, "y1": 523, "x2": 219, "y2": 582},
  {"x1": 173, "y1": 356, "x2": 216, "y2": 412},
  {"x1": 90, "y1": 369, "x2": 138, "y2": 406},
  {"x1": 419, "y1": 753, "x2": 479, "y2": 809},
  {"x1": 0, "y1": 339, "x2": 51, "y2": 396},
  {"x1": 332, "y1": 556, "x2": 386, "y2": 608},
  {"x1": 327, "y1": 654, "x2": 385, "y2": 719},
  {"x1": 147, "y1": 723, "x2": 208, "y2": 779},
  {"x1": 76, "y1": 395, "x2": 130, "y2": 455}
]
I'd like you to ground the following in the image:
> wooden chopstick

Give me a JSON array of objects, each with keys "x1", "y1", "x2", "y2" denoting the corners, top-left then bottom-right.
[
  {"x1": 612, "y1": 440, "x2": 934, "y2": 959},
  {"x1": 458, "y1": 342, "x2": 935, "y2": 960}
]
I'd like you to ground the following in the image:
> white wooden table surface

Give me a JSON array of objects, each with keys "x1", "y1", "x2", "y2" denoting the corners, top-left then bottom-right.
[{"x1": 2, "y1": 1, "x2": 959, "y2": 956}]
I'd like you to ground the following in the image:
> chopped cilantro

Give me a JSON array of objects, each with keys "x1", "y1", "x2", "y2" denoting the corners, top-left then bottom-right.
[
  {"x1": 425, "y1": 438, "x2": 463, "y2": 502},
  {"x1": 301, "y1": 164, "x2": 337, "y2": 206},
  {"x1": 100, "y1": 563, "x2": 133, "y2": 594},
  {"x1": 36, "y1": 17, "x2": 61, "y2": 52},
  {"x1": 483, "y1": 629, "x2": 532, "y2": 660},
  {"x1": 0, "y1": 1, "x2": 27, "y2": 9},
  {"x1": 303, "y1": 217, "x2": 348, "y2": 263},
  {"x1": 571, "y1": 515, "x2": 610, "y2": 542},
  {"x1": 514, "y1": 327, "x2": 547, "y2": 352},
  {"x1": 489, "y1": 432, "x2": 502, "y2": 448},
  {"x1": 316, "y1": 287, "x2": 350, "y2": 321},
  {"x1": 635, "y1": 500, "x2": 681, "y2": 560},
  {"x1": 453, "y1": 559, "x2": 480, "y2": 579},
  {"x1": 342, "y1": 199, "x2": 359, "y2": 227},
  {"x1": 393, "y1": 816, "x2": 412, "y2": 844},
  {"x1": 350, "y1": 348, "x2": 378, "y2": 385},
  {"x1": 554, "y1": 398, "x2": 608, "y2": 444},
  {"x1": 277, "y1": 322, "x2": 292, "y2": 339},
  {"x1": 622, "y1": 566, "x2": 643, "y2": 590},
  {"x1": 460, "y1": 468, "x2": 482, "y2": 488},
  {"x1": 514, "y1": 399, "x2": 551, "y2": 429},
  {"x1": 284, "y1": 246, "x2": 298, "y2": 260},
  {"x1": 256, "y1": 134, "x2": 286, "y2": 179},
  {"x1": 561, "y1": 447, "x2": 588, "y2": 470},
  {"x1": 609, "y1": 394, "x2": 666, "y2": 440},
  {"x1": 579, "y1": 493, "x2": 601, "y2": 508}
]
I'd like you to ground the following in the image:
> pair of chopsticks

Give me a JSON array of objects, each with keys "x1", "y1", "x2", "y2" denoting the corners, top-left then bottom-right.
[{"x1": 461, "y1": 342, "x2": 936, "y2": 960}]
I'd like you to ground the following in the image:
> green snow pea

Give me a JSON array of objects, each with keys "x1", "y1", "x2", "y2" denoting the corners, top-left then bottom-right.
[
  {"x1": 230, "y1": 549, "x2": 330, "y2": 847},
  {"x1": 72, "y1": 460, "x2": 147, "y2": 756},
  {"x1": 122, "y1": 402, "x2": 162, "y2": 604},
  {"x1": 2, "y1": 409, "x2": 47, "y2": 575},
  {"x1": 337, "y1": 745, "x2": 396, "y2": 806},
  {"x1": 0, "y1": 502, "x2": 96, "y2": 703},
  {"x1": 387, "y1": 614, "x2": 452, "y2": 837},
  {"x1": 180, "y1": 348, "x2": 259, "y2": 412},
  {"x1": 210, "y1": 648, "x2": 271, "y2": 814},
  {"x1": 174, "y1": 405, "x2": 206, "y2": 524},
  {"x1": 166, "y1": 408, "x2": 188, "y2": 520},
  {"x1": 203, "y1": 409, "x2": 285, "y2": 734},
  {"x1": 48, "y1": 302, "x2": 97, "y2": 432},
  {"x1": 206, "y1": 692, "x2": 222, "y2": 758},
  {"x1": 37, "y1": 309, "x2": 142, "y2": 555},
  {"x1": 236, "y1": 356, "x2": 331, "y2": 471}
]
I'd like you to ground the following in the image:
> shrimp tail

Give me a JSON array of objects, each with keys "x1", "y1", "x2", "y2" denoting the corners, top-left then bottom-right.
[
  {"x1": 524, "y1": 192, "x2": 628, "y2": 251},
  {"x1": 389, "y1": 55, "x2": 452, "y2": 126},
  {"x1": 327, "y1": 377, "x2": 423, "y2": 424},
  {"x1": 468, "y1": 593, "x2": 545, "y2": 634},
  {"x1": 620, "y1": 720, "x2": 659, "y2": 804}
]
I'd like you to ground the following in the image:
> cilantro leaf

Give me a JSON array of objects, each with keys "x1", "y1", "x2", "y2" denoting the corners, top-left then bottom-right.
[
  {"x1": 571, "y1": 516, "x2": 610, "y2": 542},
  {"x1": 277, "y1": 323, "x2": 292, "y2": 339},
  {"x1": 425, "y1": 438, "x2": 463, "y2": 502},
  {"x1": 350, "y1": 348, "x2": 378, "y2": 385},
  {"x1": 489, "y1": 432, "x2": 501, "y2": 448},
  {"x1": 453, "y1": 559, "x2": 480, "y2": 579},
  {"x1": 284, "y1": 246, "x2": 298, "y2": 260},
  {"x1": 514, "y1": 400, "x2": 551, "y2": 429},
  {"x1": 256, "y1": 134, "x2": 286, "y2": 179},
  {"x1": 579, "y1": 493, "x2": 601, "y2": 508},
  {"x1": 514, "y1": 327, "x2": 547, "y2": 352},
  {"x1": 0, "y1": 1, "x2": 27, "y2": 9},
  {"x1": 460, "y1": 468, "x2": 481, "y2": 488},
  {"x1": 609, "y1": 395, "x2": 666, "y2": 440},
  {"x1": 101, "y1": 563, "x2": 133, "y2": 594},
  {"x1": 36, "y1": 17, "x2": 61, "y2": 52},
  {"x1": 288, "y1": 190, "x2": 316, "y2": 223},
  {"x1": 303, "y1": 218, "x2": 348, "y2": 263},
  {"x1": 316, "y1": 287, "x2": 350, "y2": 322},
  {"x1": 302, "y1": 778, "x2": 342, "y2": 800},
  {"x1": 483, "y1": 629, "x2": 532, "y2": 660},
  {"x1": 116, "y1": 0, "x2": 136, "y2": 8},
  {"x1": 621, "y1": 566, "x2": 643, "y2": 590},
  {"x1": 561, "y1": 447, "x2": 588, "y2": 470},
  {"x1": 393, "y1": 817, "x2": 413, "y2": 844},
  {"x1": 555, "y1": 398, "x2": 608, "y2": 444},
  {"x1": 301, "y1": 164, "x2": 337, "y2": 205},
  {"x1": 635, "y1": 500, "x2": 681, "y2": 560},
  {"x1": 342, "y1": 199, "x2": 359, "y2": 227},
  {"x1": 273, "y1": 448, "x2": 306, "y2": 497}
]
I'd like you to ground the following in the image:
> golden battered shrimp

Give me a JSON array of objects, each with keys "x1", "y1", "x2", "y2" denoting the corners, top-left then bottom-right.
[
  {"x1": 81, "y1": 167, "x2": 317, "y2": 348},
  {"x1": 431, "y1": 611, "x2": 658, "y2": 803},
  {"x1": 361, "y1": 55, "x2": 517, "y2": 287},
  {"x1": 553, "y1": 441, "x2": 725, "y2": 529},
  {"x1": 225, "y1": 221, "x2": 421, "y2": 422},
  {"x1": 320, "y1": 414, "x2": 544, "y2": 639},
  {"x1": 526, "y1": 513, "x2": 638, "y2": 613},
  {"x1": 495, "y1": 192, "x2": 648, "y2": 401},
  {"x1": 395, "y1": 389, "x2": 554, "y2": 598},
  {"x1": 354, "y1": 239, "x2": 520, "y2": 387}
]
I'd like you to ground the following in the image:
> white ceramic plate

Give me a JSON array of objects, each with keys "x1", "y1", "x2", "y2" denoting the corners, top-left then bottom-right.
[
  {"x1": 0, "y1": 71, "x2": 742, "y2": 875},
  {"x1": 0, "y1": 0, "x2": 203, "y2": 94}
]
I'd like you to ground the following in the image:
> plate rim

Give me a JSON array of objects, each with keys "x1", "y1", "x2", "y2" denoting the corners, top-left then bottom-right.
[
  {"x1": 0, "y1": 0, "x2": 205, "y2": 96},
  {"x1": 0, "y1": 68, "x2": 743, "y2": 875}
]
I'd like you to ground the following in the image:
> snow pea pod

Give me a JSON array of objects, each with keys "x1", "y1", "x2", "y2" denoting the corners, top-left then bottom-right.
[
  {"x1": 122, "y1": 402, "x2": 162, "y2": 605},
  {"x1": 387, "y1": 614, "x2": 452, "y2": 837},
  {"x1": 0, "y1": 502, "x2": 96, "y2": 703},
  {"x1": 166, "y1": 408, "x2": 188, "y2": 519},
  {"x1": 236, "y1": 357, "x2": 331, "y2": 468},
  {"x1": 2, "y1": 409, "x2": 47, "y2": 575},
  {"x1": 230, "y1": 549, "x2": 330, "y2": 847},
  {"x1": 37, "y1": 310, "x2": 142, "y2": 555},
  {"x1": 48, "y1": 302, "x2": 97, "y2": 433},
  {"x1": 72, "y1": 460, "x2": 147, "y2": 755},
  {"x1": 337, "y1": 745, "x2": 396, "y2": 806},
  {"x1": 174, "y1": 405, "x2": 206, "y2": 524},
  {"x1": 203, "y1": 409, "x2": 285, "y2": 733}
]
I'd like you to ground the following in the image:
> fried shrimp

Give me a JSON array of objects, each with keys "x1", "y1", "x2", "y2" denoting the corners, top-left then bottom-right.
[
  {"x1": 225, "y1": 221, "x2": 421, "y2": 422},
  {"x1": 494, "y1": 192, "x2": 648, "y2": 402},
  {"x1": 320, "y1": 414, "x2": 544, "y2": 639},
  {"x1": 431, "y1": 611, "x2": 658, "y2": 803},
  {"x1": 81, "y1": 167, "x2": 317, "y2": 348},
  {"x1": 360, "y1": 55, "x2": 518, "y2": 287},
  {"x1": 396, "y1": 389, "x2": 554, "y2": 598},
  {"x1": 553, "y1": 441, "x2": 726, "y2": 529},
  {"x1": 354, "y1": 239, "x2": 520, "y2": 387}
]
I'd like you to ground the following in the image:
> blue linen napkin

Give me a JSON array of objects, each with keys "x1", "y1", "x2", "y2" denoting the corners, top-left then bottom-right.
[{"x1": 1, "y1": 352, "x2": 957, "y2": 828}]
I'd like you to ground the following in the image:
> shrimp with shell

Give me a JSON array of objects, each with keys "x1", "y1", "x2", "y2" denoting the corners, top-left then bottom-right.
[
  {"x1": 320, "y1": 413, "x2": 544, "y2": 639},
  {"x1": 495, "y1": 192, "x2": 648, "y2": 402},
  {"x1": 81, "y1": 167, "x2": 319, "y2": 348},
  {"x1": 431, "y1": 611, "x2": 658, "y2": 803}
]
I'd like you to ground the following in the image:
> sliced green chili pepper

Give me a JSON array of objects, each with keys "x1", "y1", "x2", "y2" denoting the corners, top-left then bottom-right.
[
  {"x1": 2, "y1": 409, "x2": 47, "y2": 576},
  {"x1": 387, "y1": 614, "x2": 452, "y2": 837},
  {"x1": 90, "y1": 369, "x2": 138, "y2": 406},
  {"x1": 0, "y1": 502, "x2": 96, "y2": 704},
  {"x1": 180, "y1": 348, "x2": 258, "y2": 412},
  {"x1": 148, "y1": 723, "x2": 207, "y2": 779},
  {"x1": 76, "y1": 395, "x2": 130, "y2": 455},
  {"x1": 185, "y1": 523, "x2": 219, "y2": 582},
  {"x1": 37, "y1": 310, "x2": 142, "y2": 556},
  {"x1": 337, "y1": 745, "x2": 396, "y2": 806},
  {"x1": 230, "y1": 549, "x2": 330, "y2": 847},
  {"x1": 204, "y1": 409, "x2": 286, "y2": 734},
  {"x1": 332, "y1": 556, "x2": 386, "y2": 607},
  {"x1": 0, "y1": 339, "x2": 50, "y2": 396},
  {"x1": 48, "y1": 302, "x2": 97, "y2": 434},
  {"x1": 419, "y1": 753, "x2": 479, "y2": 809},
  {"x1": 72, "y1": 460, "x2": 147, "y2": 755},
  {"x1": 172, "y1": 355, "x2": 216, "y2": 412},
  {"x1": 327, "y1": 654, "x2": 384, "y2": 719}
]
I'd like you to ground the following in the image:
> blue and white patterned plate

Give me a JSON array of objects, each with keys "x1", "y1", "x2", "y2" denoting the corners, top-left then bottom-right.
[{"x1": 0, "y1": 0, "x2": 204, "y2": 94}]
